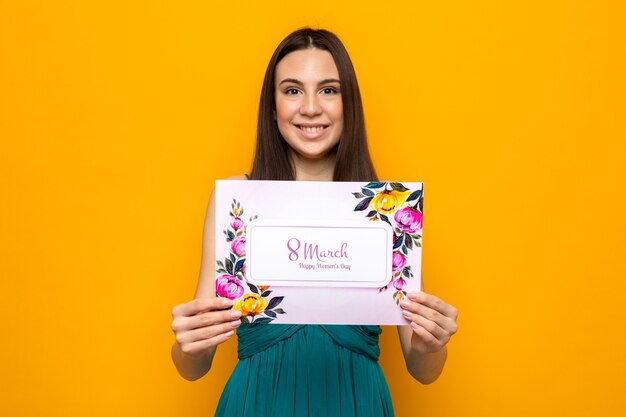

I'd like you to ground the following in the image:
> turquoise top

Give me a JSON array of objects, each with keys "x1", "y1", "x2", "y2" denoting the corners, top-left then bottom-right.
[{"x1": 215, "y1": 324, "x2": 394, "y2": 417}]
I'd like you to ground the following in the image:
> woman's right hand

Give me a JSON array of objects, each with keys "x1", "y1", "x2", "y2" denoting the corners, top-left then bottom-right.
[{"x1": 171, "y1": 297, "x2": 242, "y2": 358}]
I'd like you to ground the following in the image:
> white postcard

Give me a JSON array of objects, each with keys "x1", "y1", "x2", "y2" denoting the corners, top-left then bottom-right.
[{"x1": 215, "y1": 180, "x2": 423, "y2": 325}]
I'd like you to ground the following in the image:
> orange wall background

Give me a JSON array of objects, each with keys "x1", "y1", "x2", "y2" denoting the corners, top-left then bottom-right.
[{"x1": 1, "y1": 1, "x2": 625, "y2": 416}]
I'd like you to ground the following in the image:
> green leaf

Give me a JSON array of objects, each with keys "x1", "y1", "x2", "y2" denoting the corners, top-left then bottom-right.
[
  {"x1": 379, "y1": 214, "x2": 391, "y2": 226},
  {"x1": 248, "y1": 283, "x2": 259, "y2": 294},
  {"x1": 225, "y1": 259, "x2": 234, "y2": 275},
  {"x1": 251, "y1": 317, "x2": 273, "y2": 326},
  {"x1": 354, "y1": 197, "x2": 373, "y2": 211},
  {"x1": 393, "y1": 234, "x2": 403, "y2": 249},
  {"x1": 235, "y1": 258, "x2": 245, "y2": 273},
  {"x1": 273, "y1": 308, "x2": 286, "y2": 314},
  {"x1": 364, "y1": 181, "x2": 386, "y2": 189},
  {"x1": 366, "y1": 210, "x2": 377, "y2": 218},
  {"x1": 261, "y1": 290, "x2": 272, "y2": 297},
  {"x1": 264, "y1": 310, "x2": 277, "y2": 318},
  {"x1": 390, "y1": 182, "x2": 409, "y2": 192},
  {"x1": 352, "y1": 192, "x2": 365, "y2": 199},
  {"x1": 267, "y1": 296, "x2": 284, "y2": 310},
  {"x1": 361, "y1": 187, "x2": 375, "y2": 197},
  {"x1": 405, "y1": 233, "x2": 413, "y2": 249},
  {"x1": 406, "y1": 189, "x2": 423, "y2": 202}
]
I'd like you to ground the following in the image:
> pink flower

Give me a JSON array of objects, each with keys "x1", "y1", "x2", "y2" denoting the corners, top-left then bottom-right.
[
  {"x1": 216, "y1": 274, "x2": 244, "y2": 299},
  {"x1": 392, "y1": 277, "x2": 407, "y2": 291},
  {"x1": 394, "y1": 207, "x2": 422, "y2": 234},
  {"x1": 230, "y1": 216, "x2": 244, "y2": 230},
  {"x1": 231, "y1": 236, "x2": 246, "y2": 256},
  {"x1": 392, "y1": 252, "x2": 406, "y2": 272}
]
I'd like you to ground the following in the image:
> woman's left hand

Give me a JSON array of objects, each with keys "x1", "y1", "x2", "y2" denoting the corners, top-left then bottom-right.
[{"x1": 400, "y1": 291, "x2": 459, "y2": 354}]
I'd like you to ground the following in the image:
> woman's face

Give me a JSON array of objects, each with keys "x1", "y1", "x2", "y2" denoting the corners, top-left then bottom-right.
[{"x1": 274, "y1": 48, "x2": 343, "y2": 162}]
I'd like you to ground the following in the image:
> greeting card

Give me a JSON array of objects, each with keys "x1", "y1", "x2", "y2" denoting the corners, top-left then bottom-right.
[{"x1": 215, "y1": 180, "x2": 423, "y2": 325}]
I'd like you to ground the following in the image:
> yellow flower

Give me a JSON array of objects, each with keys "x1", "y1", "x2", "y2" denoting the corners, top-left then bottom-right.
[
  {"x1": 394, "y1": 291, "x2": 405, "y2": 304},
  {"x1": 234, "y1": 293, "x2": 269, "y2": 316},
  {"x1": 233, "y1": 207, "x2": 240, "y2": 216},
  {"x1": 370, "y1": 190, "x2": 409, "y2": 214}
]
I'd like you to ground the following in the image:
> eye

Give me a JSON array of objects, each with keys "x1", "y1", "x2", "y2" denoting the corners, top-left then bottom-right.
[
  {"x1": 321, "y1": 87, "x2": 339, "y2": 94},
  {"x1": 284, "y1": 87, "x2": 300, "y2": 95}
]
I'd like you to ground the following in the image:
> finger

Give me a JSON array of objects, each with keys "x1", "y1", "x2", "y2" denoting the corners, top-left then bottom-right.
[
  {"x1": 402, "y1": 309, "x2": 448, "y2": 343},
  {"x1": 179, "y1": 330, "x2": 236, "y2": 356},
  {"x1": 178, "y1": 319, "x2": 241, "y2": 345},
  {"x1": 400, "y1": 299, "x2": 444, "y2": 324},
  {"x1": 187, "y1": 309, "x2": 242, "y2": 330},
  {"x1": 408, "y1": 321, "x2": 442, "y2": 349},
  {"x1": 407, "y1": 291, "x2": 458, "y2": 320},
  {"x1": 173, "y1": 297, "x2": 233, "y2": 318}
]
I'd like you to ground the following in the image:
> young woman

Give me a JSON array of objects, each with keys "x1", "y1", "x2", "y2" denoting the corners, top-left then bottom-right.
[{"x1": 171, "y1": 28, "x2": 459, "y2": 416}]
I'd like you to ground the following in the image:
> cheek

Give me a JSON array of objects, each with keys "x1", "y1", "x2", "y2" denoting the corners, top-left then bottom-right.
[
  {"x1": 327, "y1": 102, "x2": 344, "y2": 136},
  {"x1": 275, "y1": 97, "x2": 296, "y2": 122},
  {"x1": 275, "y1": 105, "x2": 293, "y2": 141},
  {"x1": 325, "y1": 100, "x2": 343, "y2": 124}
]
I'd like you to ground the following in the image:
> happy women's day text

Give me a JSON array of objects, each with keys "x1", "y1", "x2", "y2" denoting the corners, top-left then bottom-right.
[{"x1": 298, "y1": 262, "x2": 352, "y2": 271}]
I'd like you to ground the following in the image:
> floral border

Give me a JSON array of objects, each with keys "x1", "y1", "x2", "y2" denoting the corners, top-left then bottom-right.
[
  {"x1": 352, "y1": 182, "x2": 423, "y2": 304},
  {"x1": 215, "y1": 199, "x2": 286, "y2": 324}
]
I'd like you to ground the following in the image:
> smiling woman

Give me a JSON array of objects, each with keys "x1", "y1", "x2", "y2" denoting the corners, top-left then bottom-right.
[
  {"x1": 274, "y1": 48, "x2": 344, "y2": 168},
  {"x1": 249, "y1": 28, "x2": 377, "y2": 182},
  {"x1": 170, "y1": 27, "x2": 459, "y2": 417}
]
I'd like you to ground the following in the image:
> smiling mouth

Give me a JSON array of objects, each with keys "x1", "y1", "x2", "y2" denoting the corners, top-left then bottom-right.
[{"x1": 296, "y1": 125, "x2": 329, "y2": 133}]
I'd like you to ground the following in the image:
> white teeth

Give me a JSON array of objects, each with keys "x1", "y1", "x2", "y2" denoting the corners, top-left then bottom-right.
[{"x1": 300, "y1": 126, "x2": 325, "y2": 133}]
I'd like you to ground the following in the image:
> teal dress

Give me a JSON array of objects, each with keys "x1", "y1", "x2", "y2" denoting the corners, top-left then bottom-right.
[{"x1": 215, "y1": 324, "x2": 394, "y2": 417}]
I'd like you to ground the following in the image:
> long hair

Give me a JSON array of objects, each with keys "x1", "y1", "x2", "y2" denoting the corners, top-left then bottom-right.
[{"x1": 249, "y1": 28, "x2": 378, "y2": 182}]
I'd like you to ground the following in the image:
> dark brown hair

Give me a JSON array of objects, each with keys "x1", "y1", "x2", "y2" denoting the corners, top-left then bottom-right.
[{"x1": 249, "y1": 28, "x2": 378, "y2": 182}]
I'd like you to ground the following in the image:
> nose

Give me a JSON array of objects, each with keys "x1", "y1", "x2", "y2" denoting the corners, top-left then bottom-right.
[{"x1": 300, "y1": 93, "x2": 322, "y2": 116}]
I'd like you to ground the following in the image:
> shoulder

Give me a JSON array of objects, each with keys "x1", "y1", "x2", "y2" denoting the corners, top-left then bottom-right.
[{"x1": 225, "y1": 174, "x2": 249, "y2": 180}]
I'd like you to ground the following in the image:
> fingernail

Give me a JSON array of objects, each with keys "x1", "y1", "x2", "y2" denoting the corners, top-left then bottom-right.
[
  {"x1": 225, "y1": 330, "x2": 234, "y2": 337},
  {"x1": 222, "y1": 298, "x2": 233, "y2": 307},
  {"x1": 230, "y1": 319, "x2": 241, "y2": 327},
  {"x1": 231, "y1": 310, "x2": 242, "y2": 319},
  {"x1": 408, "y1": 293, "x2": 418, "y2": 301},
  {"x1": 400, "y1": 300, "x2": 410, "y2": 308},
  {"x1": 401, "y1": 310, "x2": 411, "y2": 318}
]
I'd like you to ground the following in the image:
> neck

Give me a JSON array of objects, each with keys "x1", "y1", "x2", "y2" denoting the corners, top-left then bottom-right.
[{"x1": 289, "y1": 149, "x2": 336, "y2": 181}]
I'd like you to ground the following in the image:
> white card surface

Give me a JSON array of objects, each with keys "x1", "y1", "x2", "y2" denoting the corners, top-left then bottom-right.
[{"x1": 215, "y1": 180, "x2": 424, "y2": 325}]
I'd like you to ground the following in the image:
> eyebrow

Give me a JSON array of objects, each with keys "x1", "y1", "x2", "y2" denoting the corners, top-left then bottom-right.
[{"x1": 278, "y1": 78, "x2": 341, "y2": 86}]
